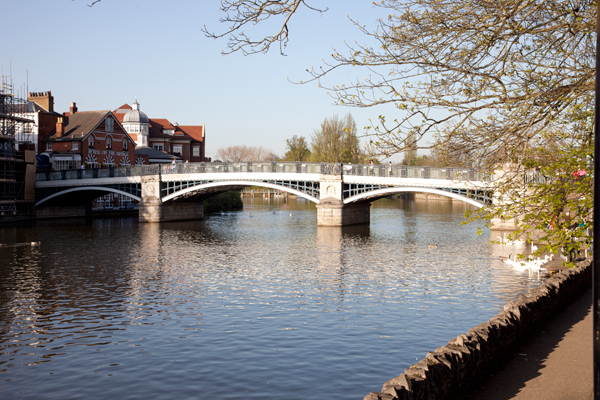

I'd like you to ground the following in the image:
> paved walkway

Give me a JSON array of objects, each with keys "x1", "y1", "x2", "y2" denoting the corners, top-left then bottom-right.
[{"x1": 468, "y1": 287, "x2": 593, "y2": 400}]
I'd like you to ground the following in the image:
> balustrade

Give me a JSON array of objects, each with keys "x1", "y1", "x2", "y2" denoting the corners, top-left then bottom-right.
[{"x1": 35, "y1": 161, "x2": 489, "y2": 182}]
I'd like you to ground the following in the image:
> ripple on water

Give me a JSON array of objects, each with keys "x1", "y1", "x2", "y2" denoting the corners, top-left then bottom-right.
[{"x1": 0, "y1": 198, "x2": 545, "y2": 399}]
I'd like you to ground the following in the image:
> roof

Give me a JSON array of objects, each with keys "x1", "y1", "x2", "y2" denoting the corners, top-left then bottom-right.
[
  {"x1": 149, "y1": 118, "x2": 183, "y2": 139},
  {"x1": 177, "y1": 124, "x2": 204, "y2": 142},
  {"x1": 113, "y1": 102, "x2": 205, "y2": 143},
  {"x1": 114, "y1": 104, "x2": 132, "y2": 113},
  {"x1": 11, "y1": 101, "x2": 51, "y2": 114},
  {"x1": 46, "y1": 111, "x2": 107, "y2": 141},
  {"x1": 45, "y1": 110, "x2": 128, "y2": 141},
  {"x1": 135, "y1": 146, "x2": 180, "y2": 161}
]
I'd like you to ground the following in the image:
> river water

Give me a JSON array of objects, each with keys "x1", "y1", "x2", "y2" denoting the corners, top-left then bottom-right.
[{"x1": 0, "y1": 197, "x2": 543, "y2": 399}]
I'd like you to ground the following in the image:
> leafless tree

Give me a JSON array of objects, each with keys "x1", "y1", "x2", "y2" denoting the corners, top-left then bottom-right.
[
  {"x1": 309, "y1": 113, "x2": 365, "y2": 163},
  {"x1": 215, "y1": 145, "x2": 278, "y2": 162},
  {"x1": 202, "y1": 1, "x2": 327, "y2": 55}
]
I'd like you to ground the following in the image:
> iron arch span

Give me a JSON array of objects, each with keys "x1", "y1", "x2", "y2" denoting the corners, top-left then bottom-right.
[
  {"x1": 162, "y1": 180, "x2": 320, "y2": 203},
  {"x1": 344, "y1": 187, "x2": 485, "y2": 208},
  {"x1": 35, "y1": 187, "x2": 141, "y2": 207}
]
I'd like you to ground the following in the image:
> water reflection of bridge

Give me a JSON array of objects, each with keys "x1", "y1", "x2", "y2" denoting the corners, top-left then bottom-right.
[{"x1": 35, "y1": 162, "x2": 493, "y2": 225}]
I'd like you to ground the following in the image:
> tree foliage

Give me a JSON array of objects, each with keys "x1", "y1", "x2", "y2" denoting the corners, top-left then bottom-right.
[
  {"x1": 283, "y1": 135, "x2": 311, "y2": 161},
  {"x1": 309, "y1": 113, "x2": 365, "y2": 163}
]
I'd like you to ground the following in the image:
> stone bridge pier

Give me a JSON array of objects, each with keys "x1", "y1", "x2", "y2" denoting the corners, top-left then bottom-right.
[
  {"x1": 316, "y1": 174, "x2": 370, "y2": 226},
  {"x1": 138, "y1": 175, "x2": 204, "y2": 223}
]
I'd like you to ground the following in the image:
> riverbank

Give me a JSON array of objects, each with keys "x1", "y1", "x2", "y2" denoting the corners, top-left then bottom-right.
[{"x1": 364, "y1": 258, "x2": 592, "y2": 400}]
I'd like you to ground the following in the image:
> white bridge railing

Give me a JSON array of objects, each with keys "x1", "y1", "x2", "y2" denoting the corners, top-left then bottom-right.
[{"x1": 36, "y1": 162, "x2": 491, "y2": 182}]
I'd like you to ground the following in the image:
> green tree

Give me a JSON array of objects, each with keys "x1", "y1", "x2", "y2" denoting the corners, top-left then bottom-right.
[
  {"x1": 309, "y1": 113, "x2": 365, "y2": 163},
  {"x1": 283, "y1": 135, "x2": 311, "y2": 161}
]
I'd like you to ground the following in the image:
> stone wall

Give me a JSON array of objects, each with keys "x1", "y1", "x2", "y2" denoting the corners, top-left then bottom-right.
[
  {"x1": 316, "y1": 199, "x2": 371, "y2": 226},
  {"x1": 364, "y1": 260, "x2": 592, "y2": 400},
  {"x1": 36, "y1": 205, "x2": 88, "y2": 219},
  {"x1": 140, "y1": 200, "x2": 204, "y2": 223}
]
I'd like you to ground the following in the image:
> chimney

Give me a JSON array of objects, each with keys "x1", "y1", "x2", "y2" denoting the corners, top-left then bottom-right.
[
  {"x1": 56, "y1": 116, "x2": 66, "y2": 139},
  {"x1": 27, "y1": 91, "x2": 54, "y2": 113},
  {"x1": 70, "y1": 102, "x2": 78, "y2": 115}
]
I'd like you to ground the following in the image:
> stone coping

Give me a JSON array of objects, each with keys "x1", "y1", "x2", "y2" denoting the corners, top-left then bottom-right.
[{"x1": 364, "y1": 259, "x2": 592, "y2": 400}]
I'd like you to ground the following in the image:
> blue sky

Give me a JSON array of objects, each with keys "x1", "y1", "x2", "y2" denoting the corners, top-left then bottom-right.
[{"x1": 3, "y1": 0, "x2": 408, "y2": 161}]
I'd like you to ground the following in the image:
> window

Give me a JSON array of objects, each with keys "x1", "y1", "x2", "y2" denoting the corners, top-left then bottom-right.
[
  {"x1": 193, "y1": 146, "x2": 200, "y2": 157},
  {"x1": 153, "y1": 144, "x2": 164, "y2": 152},
  {"x1": 88, "y1": 136, "x2": 94, "y2": 148},
  {"x1": 123, "y1": 139, "x2": 128, "y2": 151},
  {"x1": 106, "y1": 118, "x2": 114, "y2": 132},
  {"x1": 53, "y1": 160, "x2": 77, "y2": 171},
  {"x1": 172, "y1": 144, "x2": 182, "y2": 155},
  {"x1": 106, "y1": 137, "x2": 112, "y2": 150},
  {"x1": 72, "y1": 141, "x2": 79, "y2": 150},
  {"x1": 46, "y1": 142, "x2": 53, "y2": 151}
]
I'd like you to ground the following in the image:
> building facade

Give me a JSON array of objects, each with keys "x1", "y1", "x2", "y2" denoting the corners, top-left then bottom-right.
[
  {"x1": 42, "y1": 103, "x2": 138, "y2": 170},
  {"x1": 114, "y1": 100, "x2": 207, "y2": 163}
]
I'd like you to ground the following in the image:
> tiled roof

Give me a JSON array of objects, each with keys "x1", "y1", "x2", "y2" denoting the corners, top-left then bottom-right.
[
  {"x1": 46, "y1": 111, "x2": 109, "y2": 141},
  {"x1": 149, "y1": 118, "x2": 186, "y2": 139},
  {"x1": 114, "y1": 104, "x2": 132, "y2": 113},
  {"x1": 177, "y1": 125, "x2": 204, "y2": 142},
  {"x1": 113, "y1": 112, "x2": 125, "y2": 123}
]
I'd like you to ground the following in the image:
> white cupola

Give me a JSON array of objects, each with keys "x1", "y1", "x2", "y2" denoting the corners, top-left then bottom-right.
[{"x1": 122, "y1": 98, "x2": 150, "y2": 146}]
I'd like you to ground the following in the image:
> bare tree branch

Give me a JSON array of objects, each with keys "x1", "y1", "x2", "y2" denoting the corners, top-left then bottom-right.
[{"x1": 202, "y1": 1, "x2": 327, "y2": 55}]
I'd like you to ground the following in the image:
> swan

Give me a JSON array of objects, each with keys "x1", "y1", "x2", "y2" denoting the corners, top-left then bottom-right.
[{"x1": 531, "y1": 242, "x2": 538, "y2": 252}]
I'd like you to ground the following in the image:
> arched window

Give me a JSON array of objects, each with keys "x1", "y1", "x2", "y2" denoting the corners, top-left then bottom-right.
[
  {"x1": 123, "y1": 139, "x2": 128, "y2": 151},
  {"x1": 106, "y1": 137, "x2": 112, "y2": 150}
]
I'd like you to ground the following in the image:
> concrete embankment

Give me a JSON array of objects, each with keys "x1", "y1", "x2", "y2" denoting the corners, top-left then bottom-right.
[{"x1": 364, "y1": 259, "x2": 592, "y2": 400}]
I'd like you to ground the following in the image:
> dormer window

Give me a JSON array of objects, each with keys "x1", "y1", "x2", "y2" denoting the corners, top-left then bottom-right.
[
  {"x1": 163, "y1": 129, "x2": 175, "y2": 135},
  {"x1": 106, "y1": 118, "x2": 114, "y2": 132},
  {"x1": 88, "y1": 136, "x2": 94, "y2": 148},
  {"x1": 106, "y1": 137, "x2": 112, "y2": 150}
]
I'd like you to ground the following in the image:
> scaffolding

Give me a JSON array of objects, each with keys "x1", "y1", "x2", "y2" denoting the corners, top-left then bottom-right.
[{"x1": 0, "y1": 75, "x2": 36, "y2": 220}]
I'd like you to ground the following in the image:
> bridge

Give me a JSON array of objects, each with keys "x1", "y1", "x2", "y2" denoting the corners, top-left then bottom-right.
[{"x1": 35, "y1": 162, "x2": 493, "y2": 226}]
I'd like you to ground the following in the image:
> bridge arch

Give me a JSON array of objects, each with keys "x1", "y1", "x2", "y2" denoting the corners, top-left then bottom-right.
[
  {"x1": 344, "y1": 187, "x2": 485, "y2": 208},
  {"x1": 162, "y1": 180, "x2": 320, "y2": 203},
  {"x1": 35, "y1": 186, "x2": 141, "y2": 207}
]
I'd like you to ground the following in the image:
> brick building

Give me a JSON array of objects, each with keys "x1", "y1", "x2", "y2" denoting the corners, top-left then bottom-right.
[
  {"x1": 114, "y1": 100, "x2": 207, "y2": 163},
  {"x1": 42, "y1": 102, "x2": 138, "y2": 169}
]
